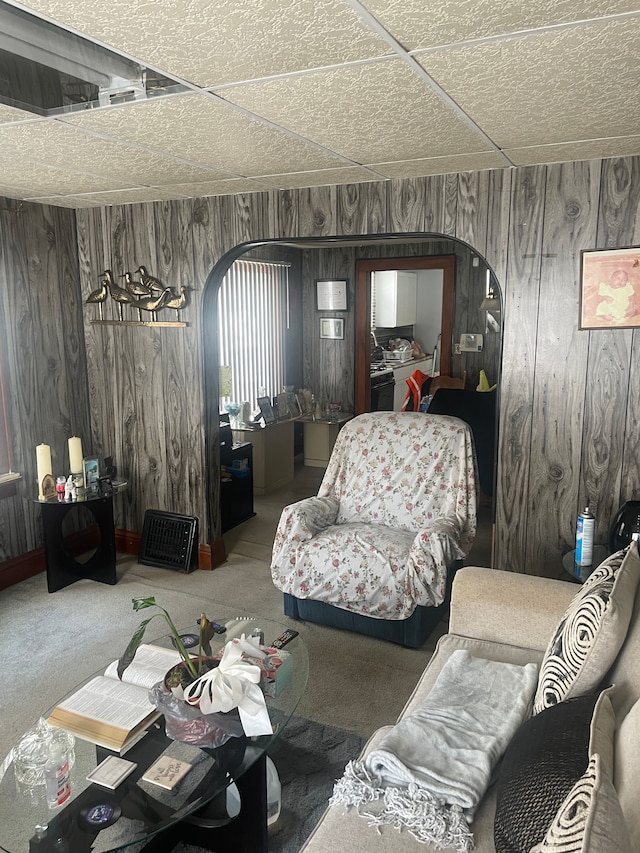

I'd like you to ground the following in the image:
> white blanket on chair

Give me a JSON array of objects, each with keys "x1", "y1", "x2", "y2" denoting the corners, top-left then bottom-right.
[{"x1": 331, "y1": 650, "x2": 538, "y2": 850}]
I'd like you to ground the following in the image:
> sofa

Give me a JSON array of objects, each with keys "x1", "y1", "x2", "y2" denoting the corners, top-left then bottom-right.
[{"x1": 301, "y1": 548, "x2": 640, "y2": 852}]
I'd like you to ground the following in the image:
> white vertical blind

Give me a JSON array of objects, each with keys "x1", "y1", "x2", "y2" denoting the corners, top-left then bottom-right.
[{"x1": 218, "y1": 259, "x2": 289, "y2": 408}]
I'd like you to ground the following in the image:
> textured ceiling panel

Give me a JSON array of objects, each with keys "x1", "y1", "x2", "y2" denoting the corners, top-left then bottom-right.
[
  {"x1": 217, "y1": 60, "x2": 493, "y2": 164},
  {"x1": 0, "y1": 1, "x2": 637, "y2": 207},
  {"x1": 506, "y1": 136, "x2": 640, "y2": 166},
  {"x1": 253, "y1": 166, "x2": 383, "y2": 189},
  {"x1": 371, "y1": 152, "x2": 507, "y2": 178},
  {"x1": 63, "y1": 93, "x2": 348, "y2": 174},
  {"x1": 18, "y1": 0, "x2": 392, "y2": 86},
  {"x1": 362, "y1": 0, "x2": 639, "y2": 50},
  {"x1": 418, "y1": 18, "x2": 640, "y2": 148}
]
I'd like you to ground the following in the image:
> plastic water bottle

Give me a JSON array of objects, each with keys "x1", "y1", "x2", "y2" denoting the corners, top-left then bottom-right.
[
  {"x1": 44, "y1": 744, "x2": 71, "y2": 809},
  {"x1": 266, "y1": 756, "x2": 281, "y2": 825}
]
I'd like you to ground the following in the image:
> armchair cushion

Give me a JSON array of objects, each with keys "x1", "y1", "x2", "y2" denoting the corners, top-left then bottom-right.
[{"x1": 271, "y1": 413, "x2": 477, "y2": 621}]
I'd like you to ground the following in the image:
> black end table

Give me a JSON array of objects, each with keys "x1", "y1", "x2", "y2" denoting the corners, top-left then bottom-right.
[{"x1": 33, "y1": 481, "x2": 127, "y2": 593}]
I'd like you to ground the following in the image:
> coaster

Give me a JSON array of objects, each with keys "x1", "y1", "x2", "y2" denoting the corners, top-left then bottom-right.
[{"x1": 79, "y1": 803, "x2": 121, "y2": 830}]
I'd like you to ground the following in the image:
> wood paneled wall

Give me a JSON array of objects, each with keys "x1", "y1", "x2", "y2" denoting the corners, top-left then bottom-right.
[
  {"x1": 0, "y1": 199, "x2": 91, "y2": 562},
  {"x1": 1, "y1": 156, "x2": 639, "y2": 578}
]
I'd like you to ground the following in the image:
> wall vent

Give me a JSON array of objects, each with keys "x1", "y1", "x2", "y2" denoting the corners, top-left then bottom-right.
[{"x1": 139, "y1": 510, "x2": 198, "y2": 572}]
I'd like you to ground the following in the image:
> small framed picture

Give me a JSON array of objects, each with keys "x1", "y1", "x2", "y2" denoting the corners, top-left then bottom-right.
[
  {"x1": 257, "y1": 396, "x2": 276, "y2": 425},
  {"x1": 83, "y1": 457, "x2": 100, "y2": 489},
  {"x1": 579, "y1": 246, "x2": 640, "y2": 329},
  {"x1": 286, "y1": 391, "x2": 302, "y2": 418},
  {"x1": 320, "y1": 317, "x2": 344, "y2": 340},
  {"x1": 316, "y1": 279, "x2": 348, "y2": 312}
]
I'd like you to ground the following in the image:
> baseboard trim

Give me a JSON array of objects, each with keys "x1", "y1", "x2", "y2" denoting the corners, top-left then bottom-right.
[{"x1": 1, "y1": 529, "x2": 228, "y2": 591}]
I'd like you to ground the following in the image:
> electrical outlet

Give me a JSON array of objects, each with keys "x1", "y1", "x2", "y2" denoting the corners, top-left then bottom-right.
[{"x1": 454, "y1": 343, "x2": 461, "y2": 355}]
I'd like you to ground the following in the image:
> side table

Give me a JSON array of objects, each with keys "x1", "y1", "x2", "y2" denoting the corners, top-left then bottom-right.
[
  {"x1": 562, "y1": 544, "x2": 609, "y2": 583},
  {"x1": 33, "y1": 481, "x2": 127, "y2": 593},
  {"x1": 300, "y1": 414, "x2": 352, "y2": 468}
]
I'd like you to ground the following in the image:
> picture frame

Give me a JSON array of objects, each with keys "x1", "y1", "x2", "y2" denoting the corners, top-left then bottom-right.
[
  {"x1": 275, "y1": 392, "x2": 291, "y2": 420},
  {"x1": 257, "y1": 396, "x2": 276, "y2": 425},
  {"x1": 286, "y1": 391, "x2": 302, "y2": 418},
  {"x1": 319, "y1": 317, "x2": 344, "y2": 340},
  {"x1": 83, "y1": 456, "x2": 100, "y2": 489},
  {"x1": 579, "y1": 246, "x2": 640, "y2": 330},
  {"x1": 316, "y1": 279, "x2": 348, "y2": 312}
]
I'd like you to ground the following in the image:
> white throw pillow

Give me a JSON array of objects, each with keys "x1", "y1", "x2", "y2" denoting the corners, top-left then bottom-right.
[{"x1": 533, "y1": 545, "x2": 640, "y2": 715}]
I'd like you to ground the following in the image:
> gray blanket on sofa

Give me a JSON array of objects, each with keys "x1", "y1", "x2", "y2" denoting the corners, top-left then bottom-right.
[{"x1": 330, "y1": 650, "x2": 538, "y2": 851}]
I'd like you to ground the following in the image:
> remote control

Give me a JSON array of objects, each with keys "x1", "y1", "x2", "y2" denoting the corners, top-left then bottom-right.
[{"x1": 271, "y1": 629, "x2": 299, "y2": 649}]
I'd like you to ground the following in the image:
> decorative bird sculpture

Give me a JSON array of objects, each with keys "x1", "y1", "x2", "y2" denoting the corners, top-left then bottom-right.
[
  {"x1": 121, "y1": 271, "x2": 152, "y2": 298},
  {"x1": 105, "y1": 273, "x2": 135, "y2": 321},
  {"x1": 137, "y1": 265, "x2": 165, "y2": 294},
  {"x1": 165, "y1": 286, "x2": 189, "y2": 319},
  {"x1": 135, "y1": 287, "x2": 172, "y2": 321},
  {"x1": 85, "y1": 275, "x2": 109, "y2": 320}
]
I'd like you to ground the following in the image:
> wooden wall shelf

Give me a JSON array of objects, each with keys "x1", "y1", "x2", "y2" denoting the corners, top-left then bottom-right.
[{"x1": 90, "y1": 320, "x2": 187, "y2": 327}]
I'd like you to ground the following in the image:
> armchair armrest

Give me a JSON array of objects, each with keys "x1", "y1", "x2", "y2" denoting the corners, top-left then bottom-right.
[
  {"x1": 271, "y1": 496, "x2": 339, "y2": 572},
  {"x1": 449, "y1": 566, "x2": 577, "y2": 652}
]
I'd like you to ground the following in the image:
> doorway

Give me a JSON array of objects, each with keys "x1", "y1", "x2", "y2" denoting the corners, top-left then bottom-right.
[{"x1": 355, "y1": 255, "x2": 455, "y2": 413}]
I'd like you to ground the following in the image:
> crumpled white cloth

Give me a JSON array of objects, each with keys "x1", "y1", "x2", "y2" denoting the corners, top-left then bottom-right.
[{"x1": 182, "y1": 639, "x2": 272, "y2": 736}]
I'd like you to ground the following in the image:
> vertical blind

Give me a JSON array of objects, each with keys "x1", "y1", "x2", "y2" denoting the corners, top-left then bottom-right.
[{"x1": 218, "y1": 259, "x2": 290, "y2": 407}]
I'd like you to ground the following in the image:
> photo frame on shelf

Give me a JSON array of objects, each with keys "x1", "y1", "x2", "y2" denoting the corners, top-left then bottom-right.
[
  {"x1": 579, "y1": 246, "x2": 640, "y2": 330},
  {"x1": 276, "y1": 392, "x2": 291, "y2": 420},
  {"x1": 286, "y1": 391, "x2": 302, "y2": 418},
  {"x1": 257, "y1": 396, "x2": 276, "y2": 425},
  {"x1": 83, "y1": 457, "x2": 100, "y2": 489},
  {"x1": 319, "y1": 317, "x2": 344, "y2": 340},
  {"x1": 316, "y1": 279, "x2": 348, "y2": 312}
]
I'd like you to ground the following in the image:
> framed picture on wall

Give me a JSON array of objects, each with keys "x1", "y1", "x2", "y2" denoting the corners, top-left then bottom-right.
[
  {"x1": 579, "y1": 246, "x2": 640, "y2": 330},
  {"x1": 319, "y1": 318, "x2": 344, "y2": 340},
  {"x1": 316, "y1": 279, "x2": 348, "y2": 312}
]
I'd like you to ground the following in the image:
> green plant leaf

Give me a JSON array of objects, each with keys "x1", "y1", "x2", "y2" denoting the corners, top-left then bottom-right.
[
  {"x1": 116, "y1": 616, "x2": 154, "y2": 679},
  {"x1": 132, "y1": 596, "x2": 156, "y2": 611}
]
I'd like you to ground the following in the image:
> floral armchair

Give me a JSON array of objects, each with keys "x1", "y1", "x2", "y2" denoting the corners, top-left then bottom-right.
[{"x1": 271, "y1": 412, "x2": 477, "y2": 647}]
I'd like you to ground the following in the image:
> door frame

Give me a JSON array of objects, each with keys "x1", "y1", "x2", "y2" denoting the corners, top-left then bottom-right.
[{"x1": 355, "y1": 255, "x2": 456, "y2": 413}]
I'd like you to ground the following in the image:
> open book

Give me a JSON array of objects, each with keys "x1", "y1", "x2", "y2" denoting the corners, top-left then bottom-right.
[{"x1": 47, "y1": 644, "x2": 184, "y2": 752}]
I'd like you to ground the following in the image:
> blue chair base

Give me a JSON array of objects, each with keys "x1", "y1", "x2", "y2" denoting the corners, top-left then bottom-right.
[{"x1": 283, "y1": 560, "x2": 462, "y2": 649}]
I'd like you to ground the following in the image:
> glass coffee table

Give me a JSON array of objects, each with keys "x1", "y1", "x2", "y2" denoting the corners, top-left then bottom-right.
[{"x1": 0, "y1": 617, "x2": 308, "y2": 853}]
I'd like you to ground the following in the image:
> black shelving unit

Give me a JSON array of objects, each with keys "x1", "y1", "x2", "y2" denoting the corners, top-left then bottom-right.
[{"x1": 220, "y1": 441, "x2": 255, "y2": 532}]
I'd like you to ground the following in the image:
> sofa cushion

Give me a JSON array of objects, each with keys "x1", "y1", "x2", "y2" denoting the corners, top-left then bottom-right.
[
  {"x1": 533, "y1": 545, "x2": 640, "y2": 714},
  {"x1": 530, "y1": 754, "x2": 631, "y2": 853},
  {"x1": 494, "y1": 690, "x2": 615, "y2": 853},
  {"x1": 615, "y1": 696, "x2": 640, "y2": 852}
]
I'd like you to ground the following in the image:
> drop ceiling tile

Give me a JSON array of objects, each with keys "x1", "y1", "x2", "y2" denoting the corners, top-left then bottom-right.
[
  {"x1": 362, "y1": 0, "x2": 639, "y2": 50},
  {"x1": 217, "y1": 60, "x2": 493, "y2": 164},
  {"x1": 371, "y1": 152, "x2": 508, "y2": 178},
  {"x1": 256, "y1": 166, "x2": 384, "y2": 189},
  {"x1": 64, "y1": 93, "x2": 347, "y2": 174},
  {"x1": 41, "y1": 186, "x2": 188, "y2": 207},
  {"x1": 506, "y1": 136, "x2": 640, "y2": 166},
  {"x1": 19, "y1": 0, "x2": 392, "y2": 86},
  {"x1": 0, "y1": 162, "x2": 130, "y2": 195},
  {"x1": 158, "y1": 178, "x2": 272, "y2": 197},
  {"x1": 0, "y1": 104, "x2": 40, "y2": 124},
  {"x1": 24, "y1": 195, "x2": 106, "y2": 208},
  {"x1": 418, "y1": 18, "x2": 640, "y2": 148}
]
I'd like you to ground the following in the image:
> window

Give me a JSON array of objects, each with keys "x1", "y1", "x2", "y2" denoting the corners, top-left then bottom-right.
[{"x1": 218, "y1": 259, "x2": 290, "y2": 409}]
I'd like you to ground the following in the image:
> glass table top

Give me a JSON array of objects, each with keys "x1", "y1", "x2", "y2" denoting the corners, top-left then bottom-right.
[{"x1": 0, "y1": 616, "x2": 308, "y2": 852}]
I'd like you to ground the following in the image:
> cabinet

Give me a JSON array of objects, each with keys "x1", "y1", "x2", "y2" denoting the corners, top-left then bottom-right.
[
  {"x1": 220, "y1": 442, "x2": 255, "y2": 532},
  {"x1": 233, "y1": 420, "x2": 295, "y2": 494},
  {"x1": 301, "y1": 414, "x2": 352, "y2": 467},
  {"x1": 373, "y1": 270, "x2": 417, "y2": 327}
]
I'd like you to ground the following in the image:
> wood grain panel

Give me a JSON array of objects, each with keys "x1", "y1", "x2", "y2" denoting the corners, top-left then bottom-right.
[
  {"x1": 387, "y1": 178, "x2": 426, "y2": 233},
  {"x1": 267, "y1": 189, "x2": 298, "y2": 239},
  {"x1": 494, "y1": 166, "x2": 547, "y2": 572},
  {"x1": 485, "y1": 169, "x2": 512, "y2": 285},
  {"x1": 594, "y1": 157, "x2": 640, "y2": 535},
  {"x1": 424, "y1": 174, "x2": 446, "y2": 235},
  {"x1": 527, "y1": 161, "x2": 601, "y2": 575},
  {"x1": 363, "y1": 181, "x2": 386, "y2": 234},
  {"x1": 297, "y1": 186, "x2": 337, "y2": 236},
  {"x1": 337, "y1": 184, "x2": 367, "y2": 236},
  {"x1": 443, "y1": 174, "x2": 459, "y2": 237},
  {"x1": 455, "y1": 170, "x2": 490, "y2": 256}
]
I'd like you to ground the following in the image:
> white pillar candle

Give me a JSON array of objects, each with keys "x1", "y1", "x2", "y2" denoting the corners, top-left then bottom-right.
[
  {"x1": 68, "y1": 436, "x2": 83, "y2": 474},
  {"x1": 36, "y1": 444, "x2": 52, "y2": 498}
]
